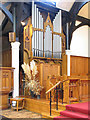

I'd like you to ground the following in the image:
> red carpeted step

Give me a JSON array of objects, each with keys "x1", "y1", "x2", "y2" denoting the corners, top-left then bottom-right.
[
  {"x1": 66, "y1": 102, "x2": 90, "y2": 115},
  {"x1": 60, "y1": 110, "x2": 90, "y2": 119},
  {"x1": 54, "y1": 115, "x2": 69, "y2": 120}
]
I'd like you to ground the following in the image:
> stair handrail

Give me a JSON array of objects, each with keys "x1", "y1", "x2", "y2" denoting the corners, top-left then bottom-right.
[
  {"x1": 45, "y1": 79, "x2": 69, "y2": 116},
  {"x1": 46, "y1": 81, "x2": 61, "y2": 94},
  {"x1": 45, "y1": 81, "x2": 61, "y2": 116},
  {"x1": 45, "y1": 79, "x2": 69, "y2": 94}
]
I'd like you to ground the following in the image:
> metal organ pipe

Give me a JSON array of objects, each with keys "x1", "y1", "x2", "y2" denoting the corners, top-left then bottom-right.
[
  {"x1": 53, "y1": 10, "x2": 62, "y2": 58},
  {"x1": 32, "y1": 2, "x2": 44, "y2": 57},
  {"x1": 32, "y1": 1, "x2": 35, "y2": 56},
  {"x1": 39, "y1": 12, "x2": 41, "y2": 56},
  {"x1": 36, "y1": 7, "x2": 39, "y2": 56},
  {"x1": 44, "y1": 25, "x2": 52, "y2": 58},
  {"x1": 59, "y1": 10, "x2": 62, "y2": 58},
  {"x1": 56, "y1": 12, "x2": 58, "y2": 58},
  {"x1": 34, "y1": 4, "x2": 37, "y2": 56},
  {"x1": 53, "y1": 13, "x2": 57, "y2": 58},
  {"x1": 53, "y1": 15, "x2": 55, "y2": 58},
  {"x1": 41, "y1": 16, "x2": 43, "y2": 57},
  {"x1": 39, "y1": 13, "x2": 43, "y2": 57}
]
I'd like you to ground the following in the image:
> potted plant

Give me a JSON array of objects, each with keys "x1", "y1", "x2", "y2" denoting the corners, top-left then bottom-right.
[{"x1": 22, "y1": 60, "x2": 43, "y2": 98}]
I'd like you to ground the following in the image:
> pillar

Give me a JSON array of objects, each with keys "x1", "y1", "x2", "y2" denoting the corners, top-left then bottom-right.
[
  {"x1": 66, "y1": 50, "x2": 71, "y2": 76},
  {"x1": 11, "y1": 41, "x2": 20, "y2": 98}
]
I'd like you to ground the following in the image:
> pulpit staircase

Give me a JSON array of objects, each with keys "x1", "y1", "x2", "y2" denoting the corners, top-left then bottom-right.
[{"x1": 44, "y1": 76, "x2": 80, "y2": 118}]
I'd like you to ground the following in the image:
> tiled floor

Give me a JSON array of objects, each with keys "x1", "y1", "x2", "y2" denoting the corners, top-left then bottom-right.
[{"x1": 0, "y1": 109, "x2": 42, "y2": 118}]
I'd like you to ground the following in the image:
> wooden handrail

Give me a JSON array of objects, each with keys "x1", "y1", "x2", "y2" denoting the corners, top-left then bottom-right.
[{"x1": 46, "y1": 81, "x2": 61, "y2": 94}]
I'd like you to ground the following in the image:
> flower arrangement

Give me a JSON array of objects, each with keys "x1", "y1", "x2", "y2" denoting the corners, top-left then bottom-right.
[{"x1": 22, "y1": 60, "x2": 43, "y2": 95}]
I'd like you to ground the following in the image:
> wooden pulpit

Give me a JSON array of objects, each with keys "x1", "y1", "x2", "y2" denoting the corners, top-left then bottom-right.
[{"x1": 0, "y1": 67, "x2": 14, "y2": 109}]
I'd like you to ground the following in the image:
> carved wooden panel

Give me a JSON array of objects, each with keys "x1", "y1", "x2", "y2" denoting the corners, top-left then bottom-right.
[
  {"x1": 0, "y1": 67, "x2": 14, "y2": 92},
  {"x1": 0, "y1": 67, "x2": 14, "y2": 109},
  {"x1": 38, "y1": 62, "x2": 60, "y2": 98},
  {"x1": 80, "y1": 79, "x2": 90, "y2": 101},
  {"x1": 24, "y1": 18, "x2": 33, "y2": 58},
  {"x1": 63, "y1": 78, "x2": 80, "y2": 103}
]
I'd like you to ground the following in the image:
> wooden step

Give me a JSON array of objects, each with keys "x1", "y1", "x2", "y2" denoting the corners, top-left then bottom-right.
[
  {"x1": 52, "y1": 102, "x2": 66, "y2": 110},
  {"x1": 51, "y1": 109, "x2": 62, "y2": 116},
  {"x1": 42, "y1": 112, "x2": 57, "y2": 119},
  {"x1": 70, "y1": 98, "x2": 78, "y2": 102}
]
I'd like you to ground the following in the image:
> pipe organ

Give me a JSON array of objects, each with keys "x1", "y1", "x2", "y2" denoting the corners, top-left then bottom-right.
[
  {"x1": 23, "y1": 2, "x2": 66, "y2": 96},
  {"x1": 24, "y1": 2, "x2": 65, "y2": 60}
]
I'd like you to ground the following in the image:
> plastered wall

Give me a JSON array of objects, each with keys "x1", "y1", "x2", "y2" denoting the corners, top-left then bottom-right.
[{"x1": 70, "y1": 25, "x2": 89, "y2": 57}]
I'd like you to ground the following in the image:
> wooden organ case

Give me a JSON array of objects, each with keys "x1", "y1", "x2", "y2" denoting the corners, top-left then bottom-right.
[{"x1": 23, "y1": 2, "x2": 66, "y2": 98}]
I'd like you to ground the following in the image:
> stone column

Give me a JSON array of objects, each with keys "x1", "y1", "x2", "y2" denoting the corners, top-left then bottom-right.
[
  {"x1": 11, "y1": 41, "x2": 20, "y2": 98},
  {"x1": 66, "y1": 50, "x2": 71, "y2": 76}
]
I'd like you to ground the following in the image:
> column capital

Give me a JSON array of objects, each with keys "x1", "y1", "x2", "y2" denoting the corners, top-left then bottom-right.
[
  {"x1": 11, "y1": 41, "x2": 20, "y2": 49},
  {"x1": 65, "y1": 50, "x2": 72, "y2": 55}
]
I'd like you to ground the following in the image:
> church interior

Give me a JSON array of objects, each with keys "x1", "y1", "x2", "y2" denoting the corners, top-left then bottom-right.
[{"x1": 0, "y1": 0, "x2": 90, "y2": 119}]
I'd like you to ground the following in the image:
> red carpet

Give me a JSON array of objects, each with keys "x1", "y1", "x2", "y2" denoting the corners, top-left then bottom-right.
[{"x1": 54, "y1": 102, "x2": 90, "y2": 120}]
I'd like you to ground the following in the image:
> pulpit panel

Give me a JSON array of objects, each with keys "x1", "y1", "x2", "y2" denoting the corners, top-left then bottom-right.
[{"x1": 0, "y1": 67, "x2": 14, "y2": 109}]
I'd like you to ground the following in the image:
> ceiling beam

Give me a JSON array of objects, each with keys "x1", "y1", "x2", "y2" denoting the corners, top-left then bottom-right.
[
  {"x1": 0, "y1": 3, "x2": 13, "y2": 23},
  {"x1": 69, "y1": 1, "x2": 89, "y2": 15},
  {"x1": 3, "y1": 2, "x2": 11, "y2": 7},
  {"x1": 76, "y1": 15, "x2": 90, "y2": 24},
  {"x1": 66, "y1": 1, "x2": 90, "y2": 49}
]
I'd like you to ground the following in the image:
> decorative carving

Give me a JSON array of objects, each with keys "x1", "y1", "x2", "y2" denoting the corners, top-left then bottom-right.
[
  {"x1": 62, "y1": 37, "x2": 66, "y2": 54},
  {"x1": 24, "y1": 18, "x2": 33, "y2": 58},
  {"x1": 44, "y1": 13, "x2": 53, "y2": 32}
]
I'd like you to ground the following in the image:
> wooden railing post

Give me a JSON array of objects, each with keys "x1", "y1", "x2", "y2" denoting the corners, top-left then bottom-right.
[
  {"x1": 61, "y1": 82, "x2": 63, "y2": 104},
  {"x1": 56, "y1": 86, "x2": 58, "y2": 110},
  {"x1": 50, "y1": 91, "x2": 52, "y2": 116}
]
